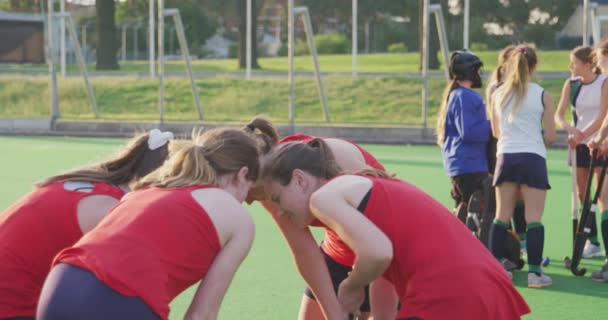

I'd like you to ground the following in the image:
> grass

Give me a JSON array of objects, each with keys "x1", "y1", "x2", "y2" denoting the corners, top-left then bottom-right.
[
  {"x1": 0, "y1": 136, "x2": 606, "y2": 319},
  {"x1": 0, "y1": 75, "x2": 570, "y2": 124},
  {"x1": 3, "y1": 51, "x2": 573, "y2": 75}
]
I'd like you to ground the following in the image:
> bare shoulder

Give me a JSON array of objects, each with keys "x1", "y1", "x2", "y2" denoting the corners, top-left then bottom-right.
[
  {"x1": 321, "y1": 138, "x2": 367, "y2": 172},
  {"x1": 191, "y1": 188, "x2": 254, "y2": 246},
  {"x1": 313, "y1": 175, "x2": 373, "y2": 206}
]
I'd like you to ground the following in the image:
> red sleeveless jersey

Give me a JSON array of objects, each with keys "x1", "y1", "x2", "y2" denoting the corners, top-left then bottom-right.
[
  {"x1": 54, "y1": 185, "x2": 222, "y2": 320},
  {"x1": 0, "y1": 181, "x2": 124, "y2": 318},
  {"x1": 280, "y1": 134, "x2": 385, "y2": 266},
  {"x1": 357, "y1": 177, "x2": 530, "y2": 319}
]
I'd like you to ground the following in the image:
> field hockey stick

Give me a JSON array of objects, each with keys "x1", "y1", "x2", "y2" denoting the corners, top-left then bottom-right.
[{"x1": 570, "y1": 150, "x2": 608, "y2": 276}]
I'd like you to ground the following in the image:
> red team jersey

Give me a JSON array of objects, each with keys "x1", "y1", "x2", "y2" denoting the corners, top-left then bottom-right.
[
  {"x1": 54, "y1": 185, "x2": 222, "y2": 320},
  {"x1": 353, "y1": 176, "x2": 530, "y2": 319},
  {"x1": 0, "y1": 181, "x2": 124, "y2": 318},
  {"x1": 280, "y1": 134, "x2": 385, "y2": 266}
]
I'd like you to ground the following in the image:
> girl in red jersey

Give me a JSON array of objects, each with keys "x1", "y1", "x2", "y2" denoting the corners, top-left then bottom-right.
[
  {"x1": 0, "y1": 129, "x2": 172, "y2": 320},
  {"x1": 243, "y1": 116, "x2": 398, "y2": 320},
  {"x1": 260, "y1": 139, "x2": 530, "y2": 320},
  {"x1": 36, "y1": 128, "x2": 259, "y2": 320}
]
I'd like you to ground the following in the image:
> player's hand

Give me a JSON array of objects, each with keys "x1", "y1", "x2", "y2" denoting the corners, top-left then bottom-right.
[
  {"x1": 337, "y1": 277, "x2": 365, "y2": 317},
  {"x1": 588, "y1": 138, "x2": 606, "y2": 156},
  {"x1": 567, "y1": 130, "x2": 584, "y2": 148}
]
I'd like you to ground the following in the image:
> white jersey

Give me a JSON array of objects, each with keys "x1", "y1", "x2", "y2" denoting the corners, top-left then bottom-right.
[
  {"x1": 573, "y1": 74, "x2": 607, "y2": 143},
  {"x1": 494, "y1": 82, "x2": 547, "y2": 158}
]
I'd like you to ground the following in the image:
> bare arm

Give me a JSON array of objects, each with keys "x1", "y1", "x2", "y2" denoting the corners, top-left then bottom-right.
[
  {"x1": 490, "y1": 97, "x2": 501, "y2": 139},
  {"x1": 309, "y1": 176, "x2": 393, "y2": 295},
  {"x1": 555, "y1": 79, "x2": 575, "y2": 132},
  {"x1": 185, "y1": 191, "x2": 255, "y2": 320},
  {"x1": 590, "y1": 79, "x2": 608, "y2": 145},
  {"x1": 543, "y1": 91, "x2": 557, "y2": 146},
  {"x1": 581, "y1": 80, "x2": 608, "y2": 139},
  {"x1": 261, "y1": 200, "x2": 346, "y2": 320}
]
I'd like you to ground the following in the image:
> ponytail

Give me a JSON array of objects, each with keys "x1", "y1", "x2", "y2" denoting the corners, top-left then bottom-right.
[
  {"x1": 134, "y1": 128, "x2": 260, "y2": 190},
  {"x1": 496, "y1": 44, "x2": 537, "y2": 123},
  {"x1": 436, "y1": 79, "x2": 459, "y2": 145},
  {"x1": 244, "y1": 115, "x2": 280, "y2": 154}
]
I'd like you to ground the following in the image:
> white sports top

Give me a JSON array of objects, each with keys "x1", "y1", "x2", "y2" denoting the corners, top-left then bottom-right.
[
  {"x1": 494, "y1": 82, "x2": 547, "y2": 158},
  {"x1": 573, "y1": 74, "x2": 607, "y2": 143}
]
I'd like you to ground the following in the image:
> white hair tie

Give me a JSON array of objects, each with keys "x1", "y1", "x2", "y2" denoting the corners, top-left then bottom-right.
[{"x1": 147, "y1": 129, "x2": 174, "y2": 150}]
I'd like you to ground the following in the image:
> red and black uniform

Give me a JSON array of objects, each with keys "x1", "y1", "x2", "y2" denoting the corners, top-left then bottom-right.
[
  {"x1": 354, "y1": 176, "x2": 530, "y2": 319},
  {"x1": 279, "y1": 134, "x2": 386, "y2": 311},
  {"x1": 42, "y1": 186, "x2": 222, "y2": 320},
  {"x1": 0, "y1": 181, "x2": 124, "y2": 319}
]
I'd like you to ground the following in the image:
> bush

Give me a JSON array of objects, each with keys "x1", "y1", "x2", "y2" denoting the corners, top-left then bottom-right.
[
  {"x1": 228, "y1": 44, "x2": 238, "y2": 59},
  {"x1": 277, "y1": 43, "x2": 288, "y2": 57},
  {"x1": 276, "y1": 33, "x2": 351, "y2": 57},
  {"x1": 315, "y1": 33, "x2": 350, "y2": 54},
  {"x1": 470, "y1": 42, "x2": 489, "y2": 52},
  {"x1": 387, "y1": 42, "x2": 408, "y2": 53}
]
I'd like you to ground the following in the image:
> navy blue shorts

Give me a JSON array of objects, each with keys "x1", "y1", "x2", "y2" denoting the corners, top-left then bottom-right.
[
  {"x1": 493, "y1": 153, "x2": 550, "y2": 190},
  {"x1": 37, "y1": 263, "x2": 159, "y2": 320},
  {"x1": 572, "y1": 144, "x2": 608, "y2": 168}
]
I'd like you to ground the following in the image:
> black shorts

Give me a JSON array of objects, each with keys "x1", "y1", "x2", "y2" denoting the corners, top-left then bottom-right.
[
  {"x1": 450, "y1": 172, "x2": 489, "y2": 207},
  {"x1": 304, "y1": 246, "x2": 371, "y2": 312},
  {"x1": 493, "y1": 153, "x2": 550, "y2": 190},
  {"x1": 573, "y1": 144, "x2": 608, "y2": 168}
]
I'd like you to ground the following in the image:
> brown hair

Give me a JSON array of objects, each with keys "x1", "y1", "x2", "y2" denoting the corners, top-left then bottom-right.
[
  {"x1": 496, "y1": 43, "x2": 538, "y2": 122},
  {"x1": 436, "y1": 79, "x2": 459, "y2": 145},
  {"x1": 572, "y1": 46, "x2": 600, "y2": 74},
  {"x1": 38, "y1": 132, "x2": 170, "y2": 187},
  {"x1": 598, "y1": 38, "x2": 608, "y2": 56},
  {"x1": 134, "y1": 128, "x2": 259, "y2": 189},
  {"x1": 243, "y1": 115, "x2": 280, "y2": 154},
  {"x1": 490, "y1": 45, "x2": 516, "y2": 85},
  {"x1": 262, "y1": 138, "x2": 390, "y2": 185}
]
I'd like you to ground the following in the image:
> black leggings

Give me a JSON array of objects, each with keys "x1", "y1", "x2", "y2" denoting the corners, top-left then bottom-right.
[{"x1": 37, "y1": 263, "x2": 159, "y2": 320}]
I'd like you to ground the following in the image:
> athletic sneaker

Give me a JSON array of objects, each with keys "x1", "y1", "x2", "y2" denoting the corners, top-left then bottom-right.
[
  {"x1": 591, "y1": 264, "x2": 608, "y2": 282},
  {"x1": 582, "y1": 241, "x2": 603, "y2": 258},
  {"x1": 500, "y1": 258, "x2": 519, "y2": 272},
  {"x1": 527, "y1": 273, "x2": 552, "y2": 288}
]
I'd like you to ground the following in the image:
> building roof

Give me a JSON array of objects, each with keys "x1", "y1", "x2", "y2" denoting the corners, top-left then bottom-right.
[{"x1": 0, "y1": 11, "x2": 43, "y2": 23}]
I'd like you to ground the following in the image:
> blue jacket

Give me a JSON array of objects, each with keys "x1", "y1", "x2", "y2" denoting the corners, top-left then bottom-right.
[{"x1": 441, "y1": 86, "x2": 491, "y2": 176}]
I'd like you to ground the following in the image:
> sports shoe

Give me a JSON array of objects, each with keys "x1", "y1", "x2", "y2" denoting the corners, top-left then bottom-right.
[
  {"x1": 527, "y1": 273, "x2": 552, "y2": 288},
  {"x1": 500, "y1": 258, "x2": 518, "y2": 272},
  {"x1": 582, "y1": 240, "x2": 603, "y2": 258},
  {"x1": 591, "y1": 263, "x2": 608, "y2": 282}
]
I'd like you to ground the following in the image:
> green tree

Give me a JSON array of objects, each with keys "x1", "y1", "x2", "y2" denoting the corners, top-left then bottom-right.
[
  {"x1": 202, "y1": 0, "x2": 262, "y2": 69},
  {"x1": 96, "y1": 0, "x2": 119, "y2": 70},
  {"x1": 114, "y1": 0, "x2": 216, "y2": 57},
  {"x1": 452, "y1": 0, "x2": 577, "y2": 48}
]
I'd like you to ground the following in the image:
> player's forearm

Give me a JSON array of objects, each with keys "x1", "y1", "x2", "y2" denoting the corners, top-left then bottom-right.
[
  {"x1": 294, "y1": 252, "x2": 344, "y2": 319},
  {"x1": 347, "y1": 253, "x2": 392, "y2": 290}
]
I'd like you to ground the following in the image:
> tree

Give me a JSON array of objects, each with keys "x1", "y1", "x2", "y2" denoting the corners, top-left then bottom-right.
[
  {"x1": 0, "y1": 0, "x2": 41, "y2": 12},
  {"x1": 451, "y1": 0, "x2": 577, "y2": 48},
  {"x1": 236, "y1": 0, "x2": 259, "y2": 68},
  {"x1": 96, "y1": 0, "x2": 119, "y2": 70},
  {"x1": 114, "y1": 0, "x2": 216, "y2": 58},
  {"x1": 202, "y1": 0, "x2": 262, "y2": 69}
]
